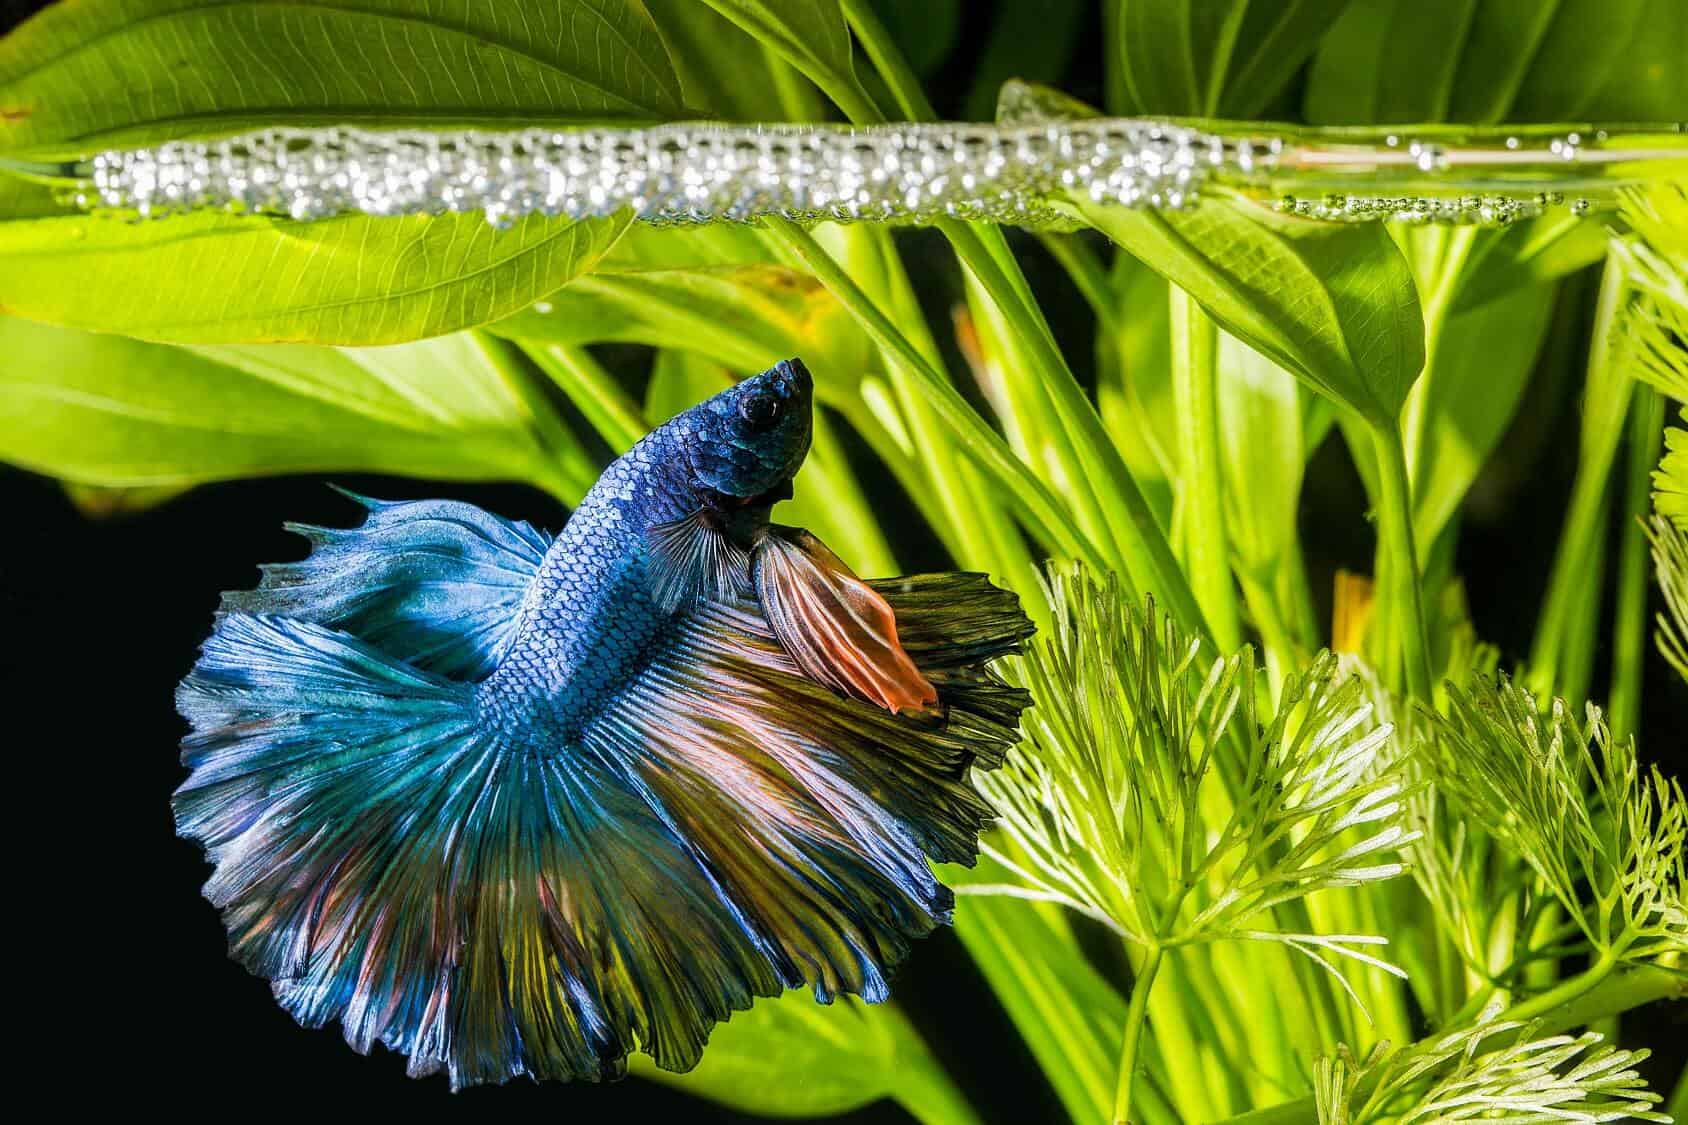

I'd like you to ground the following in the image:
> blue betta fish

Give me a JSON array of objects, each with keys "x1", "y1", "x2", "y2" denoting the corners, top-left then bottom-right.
[{"x1": 175, "y1": 358, "x2": 1033, "y2": 1089}]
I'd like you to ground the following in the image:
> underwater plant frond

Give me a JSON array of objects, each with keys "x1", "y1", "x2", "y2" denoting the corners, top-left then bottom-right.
[
  {"x1": 1430, "y1": 676, "x2": 1687, "y2": 961},
  {"x1": 1654, "y1": 417, "x2": 1688, "y2": 533},
  {"x1": 1316, "y1": 1013, "x2": 1667, "y2": 1125},
  {"x1": 1611, "y1": 182, "x2": 1688, "y2": 404},
  {"x1": 970, "y1": 563, "x2": 1417, "y2": 976},
  {"x1": 1645, "y1": 511, "x2": 1688, "y2": 683}
]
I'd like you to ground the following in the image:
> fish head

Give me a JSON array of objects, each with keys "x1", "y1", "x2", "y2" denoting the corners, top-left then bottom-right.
[{"x1": 676, "y1": 358, "x2": 814, "y2": 505}]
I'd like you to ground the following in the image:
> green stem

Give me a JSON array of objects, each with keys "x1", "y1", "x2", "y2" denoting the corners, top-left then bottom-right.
[
  {"x1": 473, "y1": 332, "x2": 599, "y2": 503},
  {"x1": 1370, "y1": 423, "x2": 1434, "y2": 700},
  {"x1": 1529, "y1": 256, "x2": 1636, "y2": 702},
  {"x1": 524, "y1": 343, "x2": 648, "y2": 453},
  {"x1": 765, "y1": 217, "x2": 1101, "y2": 566},
  {"x1": 842, "y1": 1, "x2": 1210, "y2": 642},
  {"x1": 1171, "y1": 288, "x2": 1242, "y2": 653},
  {"x1": 943, "y1": 219, "x2": 1212, "y2": 644},
  {"x1": 839, "y1": 0, "x2": 937, "y2": 122},
  {"x1": 1610, "y1": 384, "x2": 1665, "y2": 740},
  {"x1": 1114, "y1": 945, "x2": 1165, "y2": 1125}
]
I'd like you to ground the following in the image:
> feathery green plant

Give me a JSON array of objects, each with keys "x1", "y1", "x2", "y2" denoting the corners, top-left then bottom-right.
[{"x1": 2, "y1": 2, "x2": 1685, "y2": 1123}]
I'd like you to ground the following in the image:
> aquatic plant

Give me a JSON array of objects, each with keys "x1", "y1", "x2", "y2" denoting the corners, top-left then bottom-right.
[{"x1": 1, "y1": 1, "x2": 1683, "y2": 1122}]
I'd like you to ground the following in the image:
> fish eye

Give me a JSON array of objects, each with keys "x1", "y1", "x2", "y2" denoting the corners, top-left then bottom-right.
[{"x1": 738, "y1": 392, "x2": 783, "y2": 430}]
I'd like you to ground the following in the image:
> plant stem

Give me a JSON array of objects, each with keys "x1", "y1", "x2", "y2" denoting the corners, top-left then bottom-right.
[
  {"x1": 943, "y1": 218, "x2": 1213, "y2": 645},
  {"x1": 1610, "y1": 384, "x2": 1665, "y2": 740},
  {"x1": 842, "y1": 0, "x2": 1213, "y2": 644},
  {"x1": 1171, "y1": 288, "x2": 1243, "y2": 653},
  {"x1": 525, "y1": 342, "x2": 647, "y2": 453},
  {"x1": 1114, "y1": 944, "x2": 1165, "y2": 1125},
  {"x1": 1370, "y1": 423, "x2": 1434, "y2": 700},
  {"x1": 839, "y1": 0, "x2": 937, "y2": 122},
  {"x1": 765, "y1": 217, "x2": 1102, "y2": 567},
  {"x1": 1529, "y1": 256, "x2": 1636, "y2": 703}
]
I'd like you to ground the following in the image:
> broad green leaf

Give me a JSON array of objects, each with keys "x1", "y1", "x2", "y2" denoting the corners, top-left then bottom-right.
[
  {"x1": 1083, "y1": 195, "x2": 1425, "y2": 425},
  {"x1": 0, "y1": 0, "x2": 683, "y2": 158},
  {"x1": 1452, "y1": 214, "x2": 1608, "y2": 314},
  {"x1": 1306, "y1": 0, "x2": 1685, "y2": 124},
  {"x1": 1112, "y1": 0, "x2": 1353, "y2": 117},
  {"x1": 492, "y1": 263, "x2": 871, "y2": 391},
  {"x1": 1217, "y1": 333, "x2": 1306, "y2": 580},
  {"x1": 1407, "y1": 283, "x2": 1554, "y2": 546},
  {"x1": 0, "y1": 0, "x2": 683, "y2": 344},
  {"x1": 0, "y1": 317, "x2": 595, "y2": 501},
  {"x1": 632, "y1": 994, "x2": 975, "y2": 1125},
  {"x1": 0, "y1": 207, "x2": 631, "y2": 344}
]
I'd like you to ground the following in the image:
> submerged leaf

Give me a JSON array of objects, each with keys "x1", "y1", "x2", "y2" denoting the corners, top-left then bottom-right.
[
  {"x1": 1431, "y1": 676, "x2": 1687, "y2": 960},
  {"x1": 0, "y1": 0, "x2": 682, "y2": 157},
  {"x1": 0, "y1": 318, "x2": 595, "y2": 501},
  {"x1": 0, "y1": 208, "x2": 631, "y2": 345},
  {"x1": 1318, "y1": 1019, "x2": 1667, "y2": 1125},
  {"x1": 974, "y1": 564, "x2": 1417, "y2": 971},
  {"x1": 1086, "y1": 196, "x2": 1425, "y2": 425},
  {"x1": 632, "y1": 995, "x2": 969, "y2": 1122},
  {"x1": 1112, "y1": 0, "x2": 1354, "y2": 117},
  {"x1": 1407, "y1": 283, "x2": 1553, "y2": 546},
  {"x1": 0, "y1": 0, "x2": 681, "y2": 343},
  {"x1": 1305, "y1": 0, "x2": 1684, "y2": 124}
]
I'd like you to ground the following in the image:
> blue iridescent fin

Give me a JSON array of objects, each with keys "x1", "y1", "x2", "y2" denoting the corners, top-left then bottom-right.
[
  {"x1": 176, "y1": 612, "x2": 785, "y2": 1088},
  {"x1": 175, "y1": 576, "x2": 1030, "y2": 1089},
  {"x1": 217, "y1": 491, "x2": 552, "y2": 678},
  {"x1": 581, "y1": 576, "x2": 1032, "y2": 1007},
  {"x1": 644, "y1": 508, "x2": 751, "y2": 615}
]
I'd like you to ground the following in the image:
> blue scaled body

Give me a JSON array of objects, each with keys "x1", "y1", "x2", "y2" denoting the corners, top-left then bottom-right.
[
  {"x1": 479, "y1": 359, "x2": 811, "y2": 741},
  {"x1": 174, "y1": 358, "x2": 1033, "y2": 1089}
]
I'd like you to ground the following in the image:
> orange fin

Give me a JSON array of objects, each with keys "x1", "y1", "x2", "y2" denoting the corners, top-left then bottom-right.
[{"x1": 752, "y1": 526, "x2": 940, "y2": 715}]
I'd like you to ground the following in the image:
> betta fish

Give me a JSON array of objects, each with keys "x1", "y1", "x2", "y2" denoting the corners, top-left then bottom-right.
[{"x1": 174, "y1": 357, "x2": 1033, "y2": 1089}]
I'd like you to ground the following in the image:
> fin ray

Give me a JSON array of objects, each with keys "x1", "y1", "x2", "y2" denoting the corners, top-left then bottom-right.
[
  {"x1": 218, "y1": 492, "x2": 552, "y2": 678},
  {"x1": 752, "y1": 527, "x2": 939, "y2": 714}
]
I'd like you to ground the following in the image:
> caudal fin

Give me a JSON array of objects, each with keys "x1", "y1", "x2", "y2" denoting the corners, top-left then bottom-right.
[{"x1": 175, "y1": 614, "x2": 497, "y2": 1078}]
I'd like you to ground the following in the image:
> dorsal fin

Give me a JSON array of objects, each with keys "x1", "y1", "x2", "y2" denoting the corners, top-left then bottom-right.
[{"x1": 219, "y1": 490, "x2": 551, "y2": 679}]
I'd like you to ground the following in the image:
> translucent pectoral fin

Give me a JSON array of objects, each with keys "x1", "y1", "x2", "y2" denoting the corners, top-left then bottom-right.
[
  {"x1": 751, "y1": 526, "x2": 939, "y2": 716},
  {"x1": 646, "y1": 508, "x2": 752, "y2": 615}
]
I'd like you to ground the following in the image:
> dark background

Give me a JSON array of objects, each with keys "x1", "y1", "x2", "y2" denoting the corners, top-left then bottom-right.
[{"x1": 3, "y1": 0, "x2": 1681, "y2": 1119}]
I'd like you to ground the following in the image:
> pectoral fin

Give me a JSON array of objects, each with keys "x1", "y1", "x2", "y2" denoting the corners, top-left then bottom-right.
[
  {"x1": 752, "y1": 526, "x2": 939, "y2": 715},
  {"x1": 646, "y1": 508, "x2": 752, "y2": 615}
]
